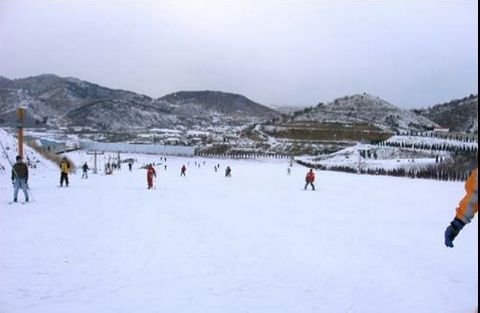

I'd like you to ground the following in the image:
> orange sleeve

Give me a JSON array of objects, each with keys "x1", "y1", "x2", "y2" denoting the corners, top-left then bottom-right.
[{"x1": 455, "y1": 169, "x2": 478, "y2": 224}]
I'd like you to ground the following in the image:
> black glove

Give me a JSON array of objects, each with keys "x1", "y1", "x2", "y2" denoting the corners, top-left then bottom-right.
[{"x1": 444, "y1": 218, "x2": 465, "y2": 248}]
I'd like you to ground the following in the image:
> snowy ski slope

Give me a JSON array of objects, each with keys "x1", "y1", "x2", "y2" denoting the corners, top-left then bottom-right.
[{"x1": 0, "y1": 138, "x2": 478, "y2": 312}]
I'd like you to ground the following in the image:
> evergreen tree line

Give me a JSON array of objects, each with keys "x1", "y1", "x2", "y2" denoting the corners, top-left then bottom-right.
[
  {"x1": 196, "y1": 153, "x2": 291, "y2": 159},
  {"x1": 296, "y1": 160, "x2": 476, "y2": 182},
  {"x1": 359, "y1": 150, "x2": 378, "y2": 159},
  {"x1": 396, "y1": 131, "x2": 478, "y2": 142},
  {"x1": 377, "y1": 141, "x2": 478, "y2": 152}
]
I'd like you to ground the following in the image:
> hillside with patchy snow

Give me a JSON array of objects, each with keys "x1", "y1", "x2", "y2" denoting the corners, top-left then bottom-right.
[
  {"x1": 414, "y1": 94, "x2": 478, "y2": 133},
  {"x1": 297, "y1": 134, "x2": 478, "y2": 179},
  {"x1": 0, "y1": 128, "x2": 56, "y2": 178},
  {"x1": 284, "y1": 94, "x2": 438, "y2": 132},
  {"x1": 0, "y1": 75, "x2": 279, "y2": 131}
]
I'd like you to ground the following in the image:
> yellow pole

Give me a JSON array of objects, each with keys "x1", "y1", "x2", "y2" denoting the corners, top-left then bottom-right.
[{"x1": 17, "y1": 108, "x2": 25, "y2": 159}]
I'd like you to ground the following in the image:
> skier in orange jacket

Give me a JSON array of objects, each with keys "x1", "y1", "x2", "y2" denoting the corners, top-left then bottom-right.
[{"x1": 444, "y1": 168, "x2": 478, "y2": 247}]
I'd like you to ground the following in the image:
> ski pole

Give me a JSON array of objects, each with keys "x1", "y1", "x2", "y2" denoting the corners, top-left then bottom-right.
[
  {"x1": 1, "y1": 139, "x2": 35, "y2": 202},
  {"x1": 0, "y1": 139, "x2": 14, "y2": 168}
]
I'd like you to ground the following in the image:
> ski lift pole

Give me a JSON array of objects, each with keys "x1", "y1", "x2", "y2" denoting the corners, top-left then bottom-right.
[
  {"x1": 87, "y1": 150, "x2": 104, "y2": 174},
  {"x1": 17, "y1": 108, "x2": 25, "y2": 159}
]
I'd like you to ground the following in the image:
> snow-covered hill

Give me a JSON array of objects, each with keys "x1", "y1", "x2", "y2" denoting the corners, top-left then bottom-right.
[
  {"x1": 64, "y1": 99, "x2": 180, "y2": 131},
  {"x1": 159, "y1": 90, "x2": 279, "y2": 121},
  {"x1": 285, "y1": 93, "x2": 438, "y2": 132},
  {"x1": 0, "y1": 128, "x2": 56, "y2": 177},
  {"x1": 0, "y1": 74, "x2": 150, "y2": 127},
  {"x1": 414, "y1": 94, "x2": 478, "y2": 133},
  {"x1": 304, "y1": 143, "x2": 445, "y2": 171},
  {"x1": 299, "y1": 134, "x2": 478, "y2": 173},
  {"x1": 0, "y1": 75, "x2": 279, "y2": 131}
]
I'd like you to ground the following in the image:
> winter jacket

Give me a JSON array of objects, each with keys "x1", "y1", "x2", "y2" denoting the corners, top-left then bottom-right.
[
  {"x1": 306, "y1": 171, "x2": 315, "y2": 183},
  {"x1": 60, "y1": 160, "x2": 70, "y2": 174},
  {"x1": 82, "y1": 164, "x2": 89, "y2": 171},
  {"x1": 147, "y1": 167, "x2": 156, "y2": 178},
  {"x1": 455, "y1": 168, "x2": 478, "y2": 225},
  {"x1": 12, "y1": 162, "x2": 28, "y2": 181}
]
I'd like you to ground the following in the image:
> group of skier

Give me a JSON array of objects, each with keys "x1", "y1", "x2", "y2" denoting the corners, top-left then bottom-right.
[
  {"x1": 10, "y1": 155, "x2": 72, "y2": 202},
  {"x1": 143, "y1": 163, "x2": 233, "y2": 189},
  {"x1": 8, "y1": 154, "x2": 478, "y2": 250},
  {"x1": 143, "y1": 162, "x2": 315, "y2": 190}
]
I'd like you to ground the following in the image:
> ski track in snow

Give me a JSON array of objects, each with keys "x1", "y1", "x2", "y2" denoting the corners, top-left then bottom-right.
[{"x1": 0, "y1": 151, "x2": 478, "y2": 313}]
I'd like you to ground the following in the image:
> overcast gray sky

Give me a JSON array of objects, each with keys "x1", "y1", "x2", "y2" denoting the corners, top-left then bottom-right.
[{"x1": 0, "y1": 0, "x2": 477, "y2": 108}]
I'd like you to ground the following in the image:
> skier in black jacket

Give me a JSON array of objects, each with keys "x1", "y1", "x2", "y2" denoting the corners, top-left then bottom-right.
[
  {"x1": 11, "y1": 155, "x2": 29, "y2": 202},
  {"x1": 81, "y1": 162, "x2": 89, "y2": 179}
]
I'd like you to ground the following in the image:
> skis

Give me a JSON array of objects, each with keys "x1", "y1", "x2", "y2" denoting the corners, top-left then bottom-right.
[{"x1": 8, "y1": 201, "x2": 29, "y2": 205}]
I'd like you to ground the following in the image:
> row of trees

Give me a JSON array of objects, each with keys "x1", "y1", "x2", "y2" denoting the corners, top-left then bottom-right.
[
  {"x1": 296, "y1": 160, "x2": 475, "y2": 182},
  {"x1": 378, "y1": 141, "x2": 478, "y2": 152},
  {"x1": 359, "y1": 149, "x2": 378, "y2": 159},
  {"x1": 396, "y1": 131, "x2": 477, "y2": 142},
  {"x1": 196, "y1": 152, "x2": 292, "y2": 159}
]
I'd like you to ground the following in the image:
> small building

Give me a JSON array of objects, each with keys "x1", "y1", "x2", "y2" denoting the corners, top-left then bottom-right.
[{"x1": 433, "y1": 127, "x2": 449, "y2": 133}]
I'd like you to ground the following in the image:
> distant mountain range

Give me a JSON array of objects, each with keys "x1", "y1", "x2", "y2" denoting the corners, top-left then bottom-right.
[
  {"x1": 0, "y1": 74, "x2": 278, "y2": 131},
  {"x1": 0, "y1": 74, "x2": 477, "y2": 137}
]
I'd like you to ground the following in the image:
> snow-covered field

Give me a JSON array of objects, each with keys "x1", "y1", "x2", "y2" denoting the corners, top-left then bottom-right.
[
  {"x1": 300, "y1": 135, "x2": 478, "y2": 171},
  {"x1": 0, "y1": 141, "x2": 478, "y2": 312},
  {"x1": 300, "y1": 143, "x2": 444, "y2": 171}
]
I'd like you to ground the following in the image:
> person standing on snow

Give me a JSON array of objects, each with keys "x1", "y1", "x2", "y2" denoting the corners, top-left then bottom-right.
[
  {"x1": 180, "y1": 165, "x2": 187, "y2": 177},
  {"x1": 444, "y1": 168, "x2": 478, "y2": 247},
  {"x1": 11, "y1": 155, "x2": 29, "y2": 202},
  {"x1": 59, "y1": 157, "x2": 71, "y2": 187},
  {"x1": 225, "y1": 166, "x2": 232, "y2": 177},
  {"x1": 128, "y1": 162, "x2": 132, "y2": 171},
  {"x1": 304, "y1": 168, "x2": 315, "y2": 190},
  {"x1": 147, "y1": 164, "x2": 157, "y2": 189},
  {"x1": 81, "y1": 162, "x2": 89, "y2": 179}
]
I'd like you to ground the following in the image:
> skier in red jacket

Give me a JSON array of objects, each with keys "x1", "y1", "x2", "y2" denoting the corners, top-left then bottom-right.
[
  {"x1": 147, "y1": 164, "x2": 156, "y2": 189},
  {"x1": 304, "y1": 169, "x2": 315, "y2": 190}
]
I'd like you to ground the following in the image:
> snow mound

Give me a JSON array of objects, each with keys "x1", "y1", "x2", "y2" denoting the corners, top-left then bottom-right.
[{"x1": 0, "y1": 127, "x2": 56, "y2": 176}]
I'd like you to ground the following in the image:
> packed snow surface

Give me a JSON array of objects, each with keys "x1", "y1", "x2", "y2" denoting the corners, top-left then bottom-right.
[{"x1": 0, "y1": 150, "x2": 478, "y2": 312}]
